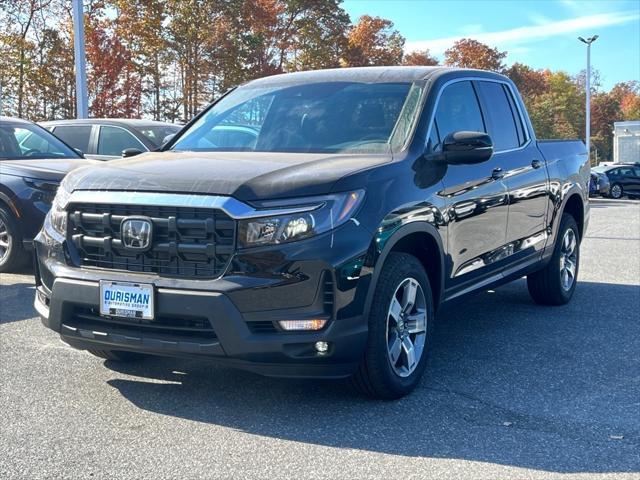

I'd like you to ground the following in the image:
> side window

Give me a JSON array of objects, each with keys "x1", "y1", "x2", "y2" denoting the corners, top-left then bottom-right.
[
  {"x1": 98, "y1": 126, "x2": 145, "y2": 156},
  {"x1": 53, "y1": 125, "x2": 92, "y2": 153},
  {"x1": 503, "y1": 85, "x2": 527, "y2": 145},
  {"x1": 434, "y1": 81, "x2": 485, "y2": 141},
  {"x1": 476, "y1": 81, "x2": 520, "y2": 151}
]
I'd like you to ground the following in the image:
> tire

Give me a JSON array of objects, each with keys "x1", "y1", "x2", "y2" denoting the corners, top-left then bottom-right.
[
  {"x1": 350, "y1": 252, "x2": 435, "y2": 399},
  {"x1": 87, "y1": 349, "x2": 146, "y2": 362},
  {"x1": 527, "y1": 214, "x2": 580, "y2": 305},
  {"x1": 0, "y1": 205, "x2": 28, "y2": 273},
  {"x1": 610, "y1": 183, "x2": 623, "y2": 199}
]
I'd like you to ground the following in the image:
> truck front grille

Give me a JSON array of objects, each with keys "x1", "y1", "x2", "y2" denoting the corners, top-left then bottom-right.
[{"x1": 67, "y1": 203, "x2": 236, "y2": 279}]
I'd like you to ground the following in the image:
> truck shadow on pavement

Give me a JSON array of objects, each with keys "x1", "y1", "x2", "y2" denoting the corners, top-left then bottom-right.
[
  {"x1": 105, "y1": 279, "x2": 640, "y2": 474},
  {"x1": 0, "y1": 283, "x2": 36, "y2": 323}
]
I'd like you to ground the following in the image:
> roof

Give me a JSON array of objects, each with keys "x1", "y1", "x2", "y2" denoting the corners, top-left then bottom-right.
[
  {"x1": 241, "y1": 66, "x2": 509, "y2": 88},
  {"x1": 0, "y1": 116, "x2": 33, "y2": 125},
  {"x1": 40, "y1": 118, "x2": 181, "y2": 128}
]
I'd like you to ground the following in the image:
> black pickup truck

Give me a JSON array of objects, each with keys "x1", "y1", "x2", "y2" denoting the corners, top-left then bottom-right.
[{"x1": 34, "y1": 67, "x2": 589, "y2": 398}]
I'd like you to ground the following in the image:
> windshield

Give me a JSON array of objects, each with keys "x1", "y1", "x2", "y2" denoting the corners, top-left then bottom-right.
[
  {"x1": 171, "y1": 82, "x2": 422, "y2": 154},
  {"x1": 0, "y1": 123, "x2": 79, "y2": 160},
  {"x1": 137, "y1": 124, "x2": 182, "y2": 147}
]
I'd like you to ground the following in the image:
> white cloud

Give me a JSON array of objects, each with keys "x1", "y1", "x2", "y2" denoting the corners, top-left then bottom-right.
[{"x1": 405, "y1": 10, "x2": 639, "y2": 54}]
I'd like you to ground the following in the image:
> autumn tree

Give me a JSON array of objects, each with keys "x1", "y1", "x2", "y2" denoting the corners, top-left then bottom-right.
[
  {"x1": 590, "y1": 92, "x2": 623, "y2": 161},
  {"x1": 610, "y1": 81, "x2": 640, "y2": 120},
  {"x1": 84, "y1": 1, "x2": 142, "y2": 118},
  {"x1": 527, "y1": 71, "x2": 584, "y2": 140},
  {"x1": 1, "y1": 0, "x2": 52, "y2": 117},
  {"x1": 403, "y1": 50, "x2": 439, "y2": 66},
  {"x1": 505, "y1": 63, "x2": 548, "y2": 98},
  {"x1": 344, "y1": 15, "x2": 404, "y2": 66},
  {"x1": 444, "y1": 38, "x2": 506, "y2": 72},
  {"x1": 111, "y1": 0, "x2": 169, "y2": 120}
]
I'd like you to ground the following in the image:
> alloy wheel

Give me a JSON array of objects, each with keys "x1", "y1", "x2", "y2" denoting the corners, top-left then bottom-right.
[
  {"x1": 611, "y1": 184, "x2": 622, "y2": 199},
  {"x1": 0, "y1": 217, "x2": 11, "y2": 264},
  {"x1": 386, "y1": 277, "x2": 428, "y2": 377},
  {"x1": 559, "y1": 228, "x2": 577, "y2": 291}
]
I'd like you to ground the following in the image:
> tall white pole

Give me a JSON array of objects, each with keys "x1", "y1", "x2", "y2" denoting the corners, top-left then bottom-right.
[
  {"x1": 72, "y1": 0, "x2": 88, "y2": 119},
  {"x1": 578, "y1": 35, "x2": 598, "y2": 163},
  {"x1": 585, "y1": 42, "x2": 591, "y2": 161}
]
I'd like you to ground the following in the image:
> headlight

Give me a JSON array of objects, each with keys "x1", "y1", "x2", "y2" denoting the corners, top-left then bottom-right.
[
  {"x1": 45, "y1": 183, "x2": 70, "y2": 236},
  {"x1": 23, "y1": 177, "x2": 60, "y2": 204},
  {"x1": 238, "y1": 190, "x2": 365, "y2": 248}
]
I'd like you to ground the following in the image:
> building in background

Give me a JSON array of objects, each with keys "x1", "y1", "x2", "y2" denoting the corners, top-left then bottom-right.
[{"x1": 613, "y1": 121, "x2": 640, "y2": 164}]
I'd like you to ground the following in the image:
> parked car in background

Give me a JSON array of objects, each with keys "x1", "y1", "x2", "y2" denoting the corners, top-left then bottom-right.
[
  {"x1": 592, "y1": 163, "x2": 640, "y2": 199},
  {"x1": 589, "y1": 171, "x2": 610, "y2": 197},
  {"x1": 0, "y1": 116, "x2": 96, "y2": 271},
  {"x1": 41, "y1": 119, "x2": 182, "y2": 160}
]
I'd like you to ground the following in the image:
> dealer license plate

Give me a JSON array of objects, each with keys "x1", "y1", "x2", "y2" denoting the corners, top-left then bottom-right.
[{"x1": 99, "y1": 281, "x2": 154, "y2": 320}]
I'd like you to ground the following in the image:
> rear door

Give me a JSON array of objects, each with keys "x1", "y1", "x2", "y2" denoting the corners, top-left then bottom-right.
[
  {"x1": 431, "y1": 80, "x2": 509, "y2": 294},
  {"x1": 476, "y1": 80, "x2": 549, "y2": 263},
  {"x1": 95, "y1": 125, "x2": 148, "y2": 160},
  {"x1": 50, "y1": 125, "x2": 95, "y2": 157}
]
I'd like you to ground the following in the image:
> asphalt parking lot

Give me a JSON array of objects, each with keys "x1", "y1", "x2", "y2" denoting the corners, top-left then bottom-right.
[{"x1": 1, "y1": 198, "x2": 639, "y2": 479}]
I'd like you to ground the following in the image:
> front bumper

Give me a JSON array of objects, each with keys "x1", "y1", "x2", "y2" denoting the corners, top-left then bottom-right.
[{"x1": 34, "y1": 220, "x2": 373, "y2": 379}]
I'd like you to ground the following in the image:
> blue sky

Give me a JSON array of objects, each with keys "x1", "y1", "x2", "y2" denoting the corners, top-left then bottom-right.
[{"x1": 342, "y1": 0, "x2": 640, "y2": 90}]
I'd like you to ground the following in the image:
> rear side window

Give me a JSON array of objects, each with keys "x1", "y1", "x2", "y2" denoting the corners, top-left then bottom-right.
[
  {"x1": 434, "y1": 81, "x2": 485, "y2": 141},
  {"x1": 98, "y1": 126, "x2": 146, "y2": 156},
  {"x1": 53, "y1": 125, "x2": 92, "y2": 153},
  {"x1": 476, "y1": 81, "x2": 520, "y2": 151}
]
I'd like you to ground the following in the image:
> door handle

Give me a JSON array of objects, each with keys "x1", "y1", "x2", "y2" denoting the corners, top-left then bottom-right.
[
  {"x1": 531, "y1": 159, "x2": 542, "y2": 169},
  {"x1": 491, "y1": 167, "x2": 504, "y2": 180}
]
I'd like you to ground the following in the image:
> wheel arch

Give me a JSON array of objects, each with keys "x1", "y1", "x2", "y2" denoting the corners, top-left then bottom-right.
[
  {"x1": 562, "y1": 193, "x2": 585, "y2": 240},
  {"x1": 364, "y1": 222, "x2": 445, "y2": 318}
]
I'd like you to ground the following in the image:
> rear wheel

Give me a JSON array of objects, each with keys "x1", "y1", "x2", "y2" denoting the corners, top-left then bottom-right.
[
  {"x1": 0, "y1": 206, "x2": 27, "y2": 273},
  {"x1": 87, "y1": 349, "x2": 146, "y2": 362},
  {"x1": 527, "y1": 214, "x2": 580, "y2": 305},
  {"x1": 610, "y1": 183, "x2": 623, "y2": 199},
  {"x1": 351, "y1": 253, "x2": 434, "y2": 399}
]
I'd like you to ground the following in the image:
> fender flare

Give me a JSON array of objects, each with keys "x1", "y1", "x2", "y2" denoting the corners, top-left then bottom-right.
[
  {"x1": 549, "y1": 184, "x2": 586, "y2": 244},
  {"x1": 362, "y1": 221, "x2": 446, "y2": 320}
]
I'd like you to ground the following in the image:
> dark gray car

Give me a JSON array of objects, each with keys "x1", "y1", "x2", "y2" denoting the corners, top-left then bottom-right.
[{"x1": 41, "y1": 119, "x2": 182, "y2": 160}]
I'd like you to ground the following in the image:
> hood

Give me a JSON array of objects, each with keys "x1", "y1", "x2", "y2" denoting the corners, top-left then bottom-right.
[
  {"x1": 0, "y1": 158, "x2": 98, "y2": 181},
  {"x1": 63, "y1": 151, "x2": 392, "y2": 201}
]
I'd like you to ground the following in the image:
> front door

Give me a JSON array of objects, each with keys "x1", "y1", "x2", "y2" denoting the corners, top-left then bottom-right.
[{"x1": 430, "y1": 80, "x2": 509, "y2": 296}]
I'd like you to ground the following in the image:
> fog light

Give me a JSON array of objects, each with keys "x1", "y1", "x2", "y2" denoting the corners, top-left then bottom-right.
[
  {"x1": 37, "y1": 289, "x2": 50, "y2": 306},
  {"x1": 315, "y1": 341, "x2": 329, "y2": 353},
  {"x1": 278, "y1": 319, "x2": 327, "y2": 331}
]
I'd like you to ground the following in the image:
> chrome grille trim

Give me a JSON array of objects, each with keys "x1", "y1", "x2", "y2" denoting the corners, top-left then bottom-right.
[{"x1": 64, "y1": 191, "x2": 322, "y2": 219}]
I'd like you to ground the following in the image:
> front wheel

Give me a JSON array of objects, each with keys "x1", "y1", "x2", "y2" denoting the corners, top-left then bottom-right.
[
  {"x1": 350, "y1": 253, "x2": 434, "y2": 399},
  {"x1": 0, "y1": 206, "x2": 28, "y2": 273},
  {"x1": 527, "y1": 214, "x2": 580, "y2": 305},
  {"x1": 610, "y1": 183, "x2": 623, "y2": 199}
]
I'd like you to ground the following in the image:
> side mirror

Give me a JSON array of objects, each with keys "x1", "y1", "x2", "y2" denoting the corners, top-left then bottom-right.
[
  {"x1": 73, "y1": 148, "x2": 85, "y2": 158},
  {"x1": 122, "y1": 148, "x2": 144, "y2": 158},
  {"x1": 442, "y1": 131, "x2": 493, "y2": 165}
]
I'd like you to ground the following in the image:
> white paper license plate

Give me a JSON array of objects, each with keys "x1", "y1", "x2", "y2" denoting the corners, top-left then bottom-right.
[{"x1": 99, "y1": 281, "x2": 154, "y2": 320}]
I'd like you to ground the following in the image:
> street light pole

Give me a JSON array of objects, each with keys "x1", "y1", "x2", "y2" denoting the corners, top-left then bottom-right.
[
  {"x1": 72, "y1": 0, "x2": 88, "y2": 119},
  {"x1": 578, "y1": 35, "x2": 598, "y2": 163}
]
